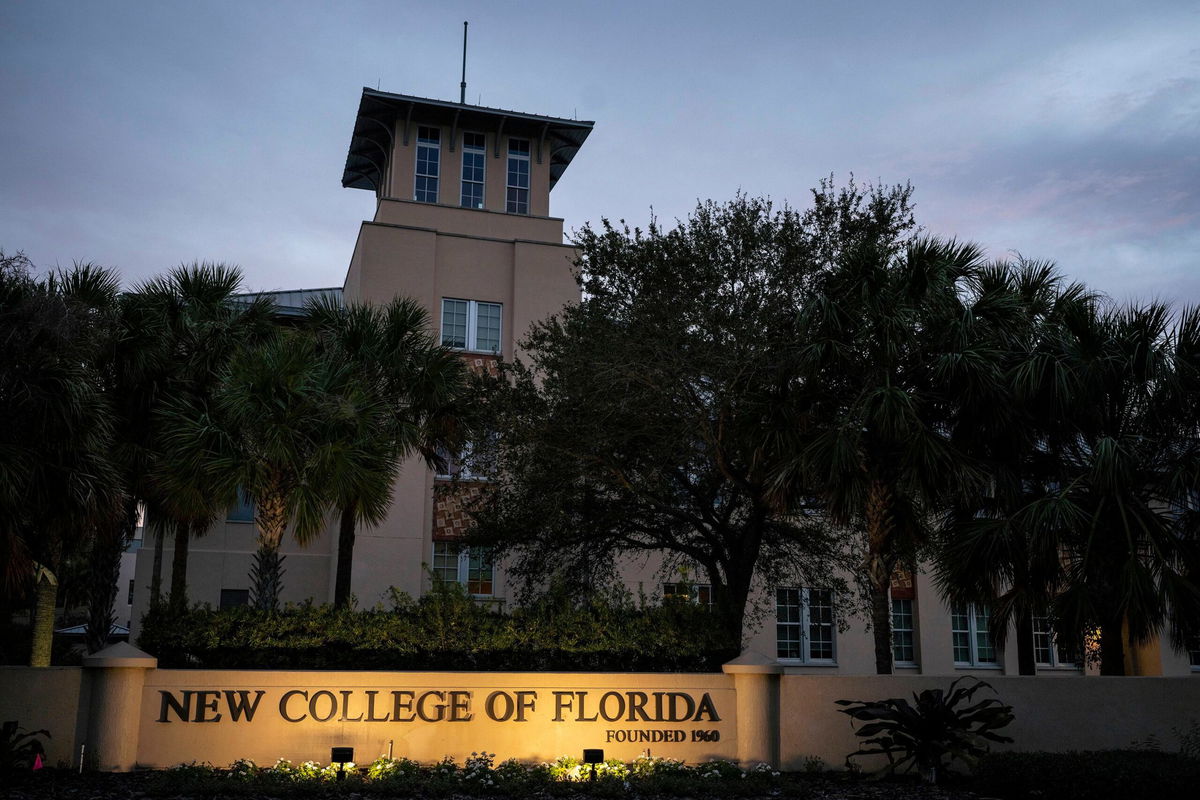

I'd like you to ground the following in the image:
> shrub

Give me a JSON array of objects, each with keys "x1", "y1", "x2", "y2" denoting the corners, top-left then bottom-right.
[
  {"x1": 974, "y1": 750, "x2": 1200, "y2": 800},
  {"x1": 836, "y1": 676, "x2": 1014, "y2": 782},
  {"x1": 137, "y1": 583, "x2": 737, "y2": 671},
  {"x1": 0, "y1": 721, "x2": 48, "y2": 777}
]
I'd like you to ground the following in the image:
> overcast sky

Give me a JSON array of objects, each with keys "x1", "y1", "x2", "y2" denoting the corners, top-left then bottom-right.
[{"x1": 2, "y1": 1, "x2": 1197, "y2": 305}]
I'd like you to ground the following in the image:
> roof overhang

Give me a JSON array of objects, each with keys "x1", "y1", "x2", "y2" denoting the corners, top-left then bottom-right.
[{"x1": 341, "y1": 88, "x2": 594, "y2": 193}]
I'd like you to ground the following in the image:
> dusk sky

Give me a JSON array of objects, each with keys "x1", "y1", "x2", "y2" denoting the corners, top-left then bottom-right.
[{"x1": 2, "y1": 1, "x2": 1197, "y2": 304}]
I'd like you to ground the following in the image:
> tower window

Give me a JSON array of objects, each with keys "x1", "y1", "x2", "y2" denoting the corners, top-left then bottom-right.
[
  {"x1": 441, "y1": 298, "x2": 501, "y2": 353},
  {"x1": 506, "y1": 138, "x2": 530, "y2": 214},
  {"x1": 460, "y1": 132, "x2": 486, "y2": 209},
  {"x1": 415, "y1": 126, "x2": 440, "y2": 203}
]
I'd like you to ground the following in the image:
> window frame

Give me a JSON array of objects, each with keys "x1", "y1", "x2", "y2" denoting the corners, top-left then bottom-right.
[
  {"x1": 662, "y1": 582, "x2": 713, "y2": 606},
  {"x1": 460, "y1": 131, "x2": 486, "y2": 209},
  {"x1": 1032, "y1": 613, "x2": 1082, "y2": 670},
  {"x1": 440, "y1": 298, "x2": 502, "y2": 354},
  {"x1": 506, "y1": 137, "x2": 530, "y2": 214},
  {"x1": 951, "y1": 602, "x2": 1000, "y2": 668},
  {"x1": 776, "y1": 587, "x2": 837, "y2": 665},
  {"x1": 891, "y1": 596, "x2": 918, "y2": 667},
  {"x1": 433, "y1": 437, "x2": 495, "y2": 482},
  {"x1": 414, "y1": 125, "x2": 441, "y2": 203},
  {"x1": 431, "y1": 541, "x2": 494, "y2": 597}
]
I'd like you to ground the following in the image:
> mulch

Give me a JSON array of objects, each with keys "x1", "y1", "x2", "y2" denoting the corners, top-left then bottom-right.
[{"x1": 0, "y1": 770, "x2": 993, "y2": 800}]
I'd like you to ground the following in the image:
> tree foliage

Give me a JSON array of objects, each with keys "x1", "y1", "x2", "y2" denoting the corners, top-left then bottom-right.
[{"x1": 467, "y1": 184, "x2": 918, "y2": 647}]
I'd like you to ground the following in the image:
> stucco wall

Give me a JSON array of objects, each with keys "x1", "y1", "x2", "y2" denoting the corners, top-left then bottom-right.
[
  {"x1": 137, "y1": 670, "x2": 736, "y2": 768},
  {"x1": 779, "y1": 674, "x2": 1200, "y2": 770},
  {"x1": 0, "y1": 666, "x2": 86, "y2": 767}
]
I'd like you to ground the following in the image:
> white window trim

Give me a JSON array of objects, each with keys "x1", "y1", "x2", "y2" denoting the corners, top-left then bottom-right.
[
  {"x1": 776, "y1": 587, "x2": 837, "y2": 666},
  {"x1": 434, "y1": 439, "x2": 494, "y2": 482},
  {"x1": 662, "y1": 582, "x2": 712, "y2": 606},
  {"x1": 951, "y1": 603, "x2": 1001, "y2": 668},
  {"x1": 414, "y1": 126, "x2": 440, "y2": 203},
  {"x1": 460, "y1": 132, "x2": 486, "y2": 209},
  {"x1": 432, "y1": 542, "x2": 494, "y2": 598},
  {"x1": 891, "y1": 596, "x2": 919, "y2": 668},
  {"x1": 506, "y1": 138, "x2": 530, "y2": 215},
  {"x1": 1032, "y1": 614, "x2": 1082, "y2": 670},
  {"x1": 441, "y1": 298, "x2": 502, "y2": 354}
]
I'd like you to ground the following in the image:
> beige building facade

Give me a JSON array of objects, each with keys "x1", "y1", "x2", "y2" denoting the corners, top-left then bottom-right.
[{"x1": 129, "y1": 88, "x2": 1200, "y2": 679}]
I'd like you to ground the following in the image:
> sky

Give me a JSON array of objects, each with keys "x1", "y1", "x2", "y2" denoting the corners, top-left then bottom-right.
[{"x1": 2, "y1": 1, "x2": 1198, "y2": 304}]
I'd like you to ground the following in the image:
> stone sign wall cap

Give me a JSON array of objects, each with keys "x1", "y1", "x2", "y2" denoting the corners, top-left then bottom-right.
[
  {"x1": 722, "y1": 650, "x2": 784, "y2": 674},
  {"x1": 82, "y1": 641, "x2": 158, "y2": 669}
]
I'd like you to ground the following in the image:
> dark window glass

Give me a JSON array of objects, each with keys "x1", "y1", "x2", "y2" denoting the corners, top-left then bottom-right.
[{"x1": 220, "y1": 589, "x2": 250, "y2": 609}]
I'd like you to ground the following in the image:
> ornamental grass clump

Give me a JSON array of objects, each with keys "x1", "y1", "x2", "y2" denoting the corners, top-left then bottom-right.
[{"x1": 836, "y1": 676, "x2": 1014, "y2": 783}]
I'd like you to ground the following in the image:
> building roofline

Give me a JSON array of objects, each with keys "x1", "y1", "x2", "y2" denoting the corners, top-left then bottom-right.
[{"x1": 341, "y1": 88, "x2": 594, "y2": 194}]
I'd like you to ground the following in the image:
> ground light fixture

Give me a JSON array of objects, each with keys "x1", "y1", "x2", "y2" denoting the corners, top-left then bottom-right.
[
  {"x1": 330, "y1": 747, "x2": 354, "y2": 781},
  {"x1": 583, "y1": 748, "x2": 604, "y2": 781}
]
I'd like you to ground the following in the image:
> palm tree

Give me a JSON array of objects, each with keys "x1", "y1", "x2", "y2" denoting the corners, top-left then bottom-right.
[
  {"x1": 160, "y1": 328, "x2": 383, "y2": 610},
  {"x1": 306, "y1": 295, "x2": 469, "y2": 607},
  {"x1": 1, "y1": 255, "x2": 120, "y2": 665},
  {"x1": 785, "y1": 236, "x2": 1008, "y2": 674},
  {"x1": 137, "y1": 264, "x2": 274, "y2": 613},
  {"x1": 1046, "y1": 302, "x2": 1200, "y2": 674},
  {"x1": 933, "y1": 260, "x2": 1097, "y2": 674}
]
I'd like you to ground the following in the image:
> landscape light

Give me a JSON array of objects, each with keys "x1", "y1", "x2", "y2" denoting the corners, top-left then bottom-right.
[
  {"x1": 330, "y1": 746, "x2": 354, "y2": 781},
  {"x1": 583, "y1": 748, "x2": 603, "y2": 781}
]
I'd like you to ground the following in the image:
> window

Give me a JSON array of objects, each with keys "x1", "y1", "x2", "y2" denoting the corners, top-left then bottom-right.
[
  {"x1": 506, "y1": 138, "x2": 530, "y2": 214},
  {"x1": 892, "y1": 597, "x2": 917, "y2": 665},
  {"x1": 431, "y1": 542, "x2": 494, "y2": 596},
  {"x1": 127, "y1": 579, "x2": 135, "y2": 606},
  {"x1": 219, "y1": 589, "x2": 249, "y2": 609},
  {"x1": 441, "y1": 298, "x2": 501, "y2": 353},
  {"x1": 776, "y1": 588, "x2": 835, "y2": 663},
  {"x1": 434, "y1": 438, "x2": 495, "y2": 481},
  {"x1": 1032, "y1": 613, "x2": 1080, "y2": 669},
  {"x1": 227, "y1": 489, "x2": 254, "y2": 523},
  {"x1": 415, "y1": 126, "x2": 440, "y2": 203},
  {"x1": 1186, "y1": 636, "x2": 1199, "y2": 670},
  {"x1": 951, "y1": 603, "x2": 998, "y2": 666},
  {"x1": 460, "y1": 132, "x2": 485, "y2": 208},
  {"x1": 663, "y1": 582, "x2": 712, "y2": 606}
]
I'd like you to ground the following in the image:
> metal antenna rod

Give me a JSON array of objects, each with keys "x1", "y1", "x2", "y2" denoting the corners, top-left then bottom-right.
[{"x1": 460, "y1": 21, "x2": 468, "y2": 104}]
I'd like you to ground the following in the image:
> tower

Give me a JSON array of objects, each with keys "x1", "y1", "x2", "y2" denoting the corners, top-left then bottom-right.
[{"x1": 338, "y1": 89, "x2": 594, "y2": 605}]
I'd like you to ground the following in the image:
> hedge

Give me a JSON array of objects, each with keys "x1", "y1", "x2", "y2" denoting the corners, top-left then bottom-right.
[{"x1": 137, "y1": 582, "x2": 738, "y2": 671}]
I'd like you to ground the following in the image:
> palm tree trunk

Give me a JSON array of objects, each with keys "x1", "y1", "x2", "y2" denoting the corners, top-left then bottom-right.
[
  {"x1": 1015, "y1": 608, "x2": 1037, "y2": 675},
  {"x1": 866, "y1": 479, "x2": 896, "y2": 674},
  {"x1": 334, "y1": 504, "x2": 356, "y2": 608},
  {"x1": 150, "y1": 522, "x2": 164, "y2": 607},
  {"x1": 1099, "y1": 616, "x2": 1127, "y2": 676},
  {"x1": 251, "y1": 492, "x2": 288, "y2": 611},
  {"x1": 168, "y1": 521, "x2": 190, "y2": 614},
  {"x1": 30, "y1": 567, "x2": 58, "y2": 667},
  {"x1": 250, "y1": 542, "x2": 286, "y2": 611},
  {"x1": 85, "y1": 509, "x2": 129, "y2": 654},
  {"x1": 868, "y1": 582, "x2": 893, "y2": 674}
]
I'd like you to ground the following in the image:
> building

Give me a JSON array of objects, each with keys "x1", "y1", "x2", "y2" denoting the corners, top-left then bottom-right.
[
  {"x1": 129, "y1": 87, "x2": 1198, "y2": 678},
  {"x1": 129, "y1": 88, "x2": 590, "y2": 628}
]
